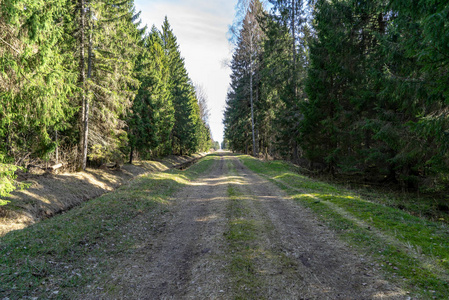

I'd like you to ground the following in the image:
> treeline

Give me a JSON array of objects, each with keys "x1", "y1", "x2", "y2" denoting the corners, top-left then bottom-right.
[
  {"x1": 224, "y1": 0, "x2": 449, "y2": 191},
  {"x1": 0, "y1": 0, "x2": 211, "y2": 199}
]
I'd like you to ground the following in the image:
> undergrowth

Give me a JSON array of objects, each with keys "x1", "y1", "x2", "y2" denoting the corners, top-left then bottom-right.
[{"x1": 240, "y1": 155, "x2": 449, "y2": 299}]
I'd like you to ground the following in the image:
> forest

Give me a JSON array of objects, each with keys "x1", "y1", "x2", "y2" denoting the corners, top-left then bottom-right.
[
  {"x1": 224, "y1": 0, "x2": 449, "y2": 192},
  {"x1": 0, "y1": 0, "x2": 212, "y2": 201},
  {"x1": 1, "y1": 1, "x2": 449, "y2": 297}
]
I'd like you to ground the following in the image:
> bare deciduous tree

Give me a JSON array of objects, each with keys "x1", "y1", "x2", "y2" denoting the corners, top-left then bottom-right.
[
  {"x1": 195, "y1": 83, "x2": 211, "y2": 126},
  {"x1": 238, "y1": 0, "x2": 265, "y2": 156}
]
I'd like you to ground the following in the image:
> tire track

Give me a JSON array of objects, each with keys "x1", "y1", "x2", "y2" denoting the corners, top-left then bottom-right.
[
  {"x1": 83, "y1": 152, "x2": 406, "y2": 299},
  {"x1": 230, "y1": 156, "x2": 407, "y2": 299},
  {"x1": 88, "y1": 154, "x2": 230, "y2": 299}
]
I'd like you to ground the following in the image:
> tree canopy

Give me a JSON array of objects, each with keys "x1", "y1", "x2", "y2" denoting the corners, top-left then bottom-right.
[
  {"x1": 224, "y1": 0, "x2": 449, "y2": 192},
  {"x1": 0, "y1": 3, "x2": 210, "y2": 200}
]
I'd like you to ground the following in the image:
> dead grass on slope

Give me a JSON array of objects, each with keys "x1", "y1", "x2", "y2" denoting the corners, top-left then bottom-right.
[{"x1": 0, "y1": 153, "x2": 206, "y2": 236}]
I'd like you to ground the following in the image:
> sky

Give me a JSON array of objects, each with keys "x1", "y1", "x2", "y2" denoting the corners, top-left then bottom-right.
[{"x1": 134, "y1": 0, "x2": 238, "y2": 143}]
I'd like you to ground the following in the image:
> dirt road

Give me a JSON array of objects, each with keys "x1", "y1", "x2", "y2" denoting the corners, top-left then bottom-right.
[{"x1": 86, "y1": 152, "x2": 405, "y2": 299}]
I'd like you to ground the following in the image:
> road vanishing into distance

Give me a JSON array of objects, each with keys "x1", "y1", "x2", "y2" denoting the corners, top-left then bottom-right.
[{"x1": 82, "y1": 152, "x2": 405, "y2": 299}]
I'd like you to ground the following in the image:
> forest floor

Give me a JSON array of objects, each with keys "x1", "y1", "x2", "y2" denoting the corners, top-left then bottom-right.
[{"x1": 1, "y1": 152, "x2": 448, "y2": 299}]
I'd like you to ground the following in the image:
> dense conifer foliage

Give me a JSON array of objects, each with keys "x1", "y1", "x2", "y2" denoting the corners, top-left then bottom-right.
[
  {"x1": 224, "y1": 0, "x2": 449, "y2": 191},
  {"x1": 0, "y1": 2, "x2": 210, "y2": 198},
  {"x1": 224, "y1": 0, "x2": 265, "y2": 156}
]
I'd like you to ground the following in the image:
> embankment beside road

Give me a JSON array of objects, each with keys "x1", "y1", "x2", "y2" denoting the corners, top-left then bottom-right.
[{"x1": 0, "y1": 153, "x2": 207, "y2": 236}]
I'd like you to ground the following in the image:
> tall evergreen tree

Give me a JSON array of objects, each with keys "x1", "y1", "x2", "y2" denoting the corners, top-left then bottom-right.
[
  {"x1": 72, "y1": 0, "x2": 142, "y2": 169},
  {"x1": 300, "y1": 0, "x2": 447, "y2": 187},
  {"x1": 162, "y1": 17, "x2": 204, "y2": 155},
  {"x1": 224, "y1": 0, "x2": 265, "y2": 156},
  {"x1": 257, "y1": 0, "x2": 309, "y2": 160},
  {"x1": 372, "y1": 0, "x2": 449, "y2": 187},
  {"x1": 300, "y1": 0, "x2": 384, "y2": 174},
  {"x1": 0, "y1": 0, "x2": 76, "y2": 164},
  {"x1": 0, "y1": 0, "x2": 77, "y2": 197},
  {"x1": 267, "y1": 0, "x2": 308, "y2": 161},
  {"x1": 128, "y1": 26, "x2": 174, "y2": 162}
]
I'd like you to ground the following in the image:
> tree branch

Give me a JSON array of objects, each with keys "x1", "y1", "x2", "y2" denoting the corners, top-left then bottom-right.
[{"x1": 0, "y1": 36, "x2": 20, "y2": 54}]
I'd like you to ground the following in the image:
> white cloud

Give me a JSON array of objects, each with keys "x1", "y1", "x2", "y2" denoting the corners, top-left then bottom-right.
[{"x1": 134, "y1": 0, "x2": 237, "y2": 142}]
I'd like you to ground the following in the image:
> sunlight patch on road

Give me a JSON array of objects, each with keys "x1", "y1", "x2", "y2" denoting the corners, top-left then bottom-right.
[
  {"x1": 251, "y1": 195, "x2": 281, "y2": 202},
  {"x1": 195, "y1": 214, "x2": 219, "y2": 222},
  {"x1": 201, "y1": 176, "x2": 248, "y2": 187},
  {"x1": 191, "y1": 197, "x2": 227, "y2": 204},
  {"x1": 373, "y1": 290, "x2": 408, "y2": 298},
  {"x1": 150, "y1": 173, "x2": 248, "y2": 187}
]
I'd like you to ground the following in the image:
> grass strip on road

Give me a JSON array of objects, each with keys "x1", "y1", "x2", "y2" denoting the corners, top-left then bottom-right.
[
  {"x1": 240, "y1": 155, "x2": 449, "y2": 299},
  {"x1": 224, "y1": 160, "x2": 266, "y2": 300},
  {"x1": 0, "y1": 155, "x2": 217, "y2": 299},
  {"x1": 226, "y1": 184, "x2": 262, "y2": 299}
]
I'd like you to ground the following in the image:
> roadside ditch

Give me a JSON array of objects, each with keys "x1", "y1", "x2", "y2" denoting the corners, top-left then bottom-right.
[{"x1": 0, "y1": 153, "x2": 207, "y2": 236}]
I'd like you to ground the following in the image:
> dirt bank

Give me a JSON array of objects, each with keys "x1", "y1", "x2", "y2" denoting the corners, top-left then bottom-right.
[{"x1": 0, "y1": 153, "x2": 206, "y2": 236}]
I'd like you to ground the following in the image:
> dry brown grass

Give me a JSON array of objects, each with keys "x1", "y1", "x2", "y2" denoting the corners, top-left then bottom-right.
[{"x1": 0, "y1": 153, "x2": 206, "y2": 236}]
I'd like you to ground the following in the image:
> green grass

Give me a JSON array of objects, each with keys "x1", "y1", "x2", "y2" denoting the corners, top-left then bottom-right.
[
  {"x1": 0, "y1": 155, "x2": 217, "y2": 299},
  {"x1": 225, "y1": 185, "x2": 263, "y2": 300},
  {"x1": 239, "y1": 155, "x2": 449, "y2": 299},
  {"x1": 224, "y1": 161, "x2": 266, "y2": 300}
]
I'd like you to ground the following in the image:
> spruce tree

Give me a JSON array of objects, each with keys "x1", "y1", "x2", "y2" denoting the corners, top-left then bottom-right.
[
  {"x1": 162, "y1": 18, "x2": 204, "y2": 155},
  {"x1": 128, "y1": 26, "x2": 174, "y2": 162},
  {"x1": 224, "y1": 0, "x2": 265, "y2": 156},
  {"x1": 0, "y1": 0, "x2": 77, "y2": 197},
  {"x1": 267, "y1": 0, "x2": 308, "y2": 161},
  {"x1": 372, "y1": 0, "x2": 449, "y2": 187},
  {"x1": 301, "y1": 0, "x2": 385, "y2": 174},
  {"x1": 72, "y1": 0, "x2": 142, "y2": 169},
  {"x1": 0, "y1": 0, "x2": 76, "y2": 164}
]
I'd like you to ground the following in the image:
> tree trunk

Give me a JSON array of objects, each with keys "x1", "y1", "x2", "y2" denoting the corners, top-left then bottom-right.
[
  {"x1": 291, "y1": 0, "x2": 298, "y2": 98},
  {"x1": 87, "y1": 23, "x2": 93, "y2": 79},
  {"x1": 250, "y1": 31, "x2": 256, "y2": 157},
  {"x1": 55, "y1": 129, "x2": 59, "y2": 164},
  {"x1": 81, "y1": 98, "x2": 89, "y2": 170},
  {"x1": 78, "y1": 0, "x2": 88, "y2": 170},
  {"x1": 129, "y1": 145, "x2": 134, "y2": 164},
  {"x1": 79, "y1": 1, "x2": 94, "y2": 171}
]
